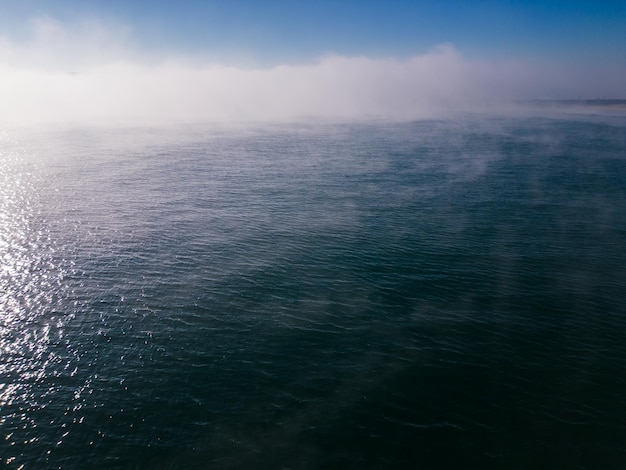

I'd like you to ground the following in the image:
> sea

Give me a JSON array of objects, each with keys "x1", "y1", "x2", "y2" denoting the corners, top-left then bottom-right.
[{"x1": 1, "y1": 106, "x2": 626, "y2": 468}]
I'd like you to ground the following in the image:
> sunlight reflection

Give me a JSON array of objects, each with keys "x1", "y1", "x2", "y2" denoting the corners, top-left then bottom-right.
[{"x1": 0, "y1": 133, "x2": 79, "y2": 456}]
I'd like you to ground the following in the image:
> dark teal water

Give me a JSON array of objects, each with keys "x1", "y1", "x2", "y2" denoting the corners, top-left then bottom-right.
[{"x1": 1, "y1": 113, "x2": 626, "y2": 468}]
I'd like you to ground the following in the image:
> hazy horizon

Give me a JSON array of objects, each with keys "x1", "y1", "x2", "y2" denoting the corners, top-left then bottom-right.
[{"x1": 0, "y1": 2, "x2": 625, "y2": 125}]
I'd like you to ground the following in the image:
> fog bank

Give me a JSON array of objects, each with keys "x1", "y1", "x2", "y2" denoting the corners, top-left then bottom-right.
[{"x1": 1, "y1": 18, "x2": 624, "y2": 125}]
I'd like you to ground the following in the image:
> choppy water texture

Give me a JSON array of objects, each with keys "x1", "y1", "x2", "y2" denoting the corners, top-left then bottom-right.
[{"x1": 1, "y1": 112, "x2": 626, "y2": 468}]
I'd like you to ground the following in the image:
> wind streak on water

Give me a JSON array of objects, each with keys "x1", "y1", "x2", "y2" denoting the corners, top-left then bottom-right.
[{"x1": 1, "y1": 115, "x2": 626, "y2": 468}]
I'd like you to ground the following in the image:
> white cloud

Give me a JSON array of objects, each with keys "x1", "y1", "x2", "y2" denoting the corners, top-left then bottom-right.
[
  {"x1": 0, "y1": 18, "x2": 624, "y2": 125},
  {"x1": 0, "y1": 16, "x2": 134, "y2": 70}
]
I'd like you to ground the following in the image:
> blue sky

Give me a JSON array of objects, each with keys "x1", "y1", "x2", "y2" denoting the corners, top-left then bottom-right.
[
  {"x1": 0, "y1": 1, "x2": 624, "y2": 124},
  {"x1": 1, "y1": 0, "x2": 624, "y2": 65}
]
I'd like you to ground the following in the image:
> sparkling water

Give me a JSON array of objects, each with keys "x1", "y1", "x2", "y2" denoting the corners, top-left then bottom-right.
[{"x1": 1, "y1": 112, "x2": 626, "y2": 468}]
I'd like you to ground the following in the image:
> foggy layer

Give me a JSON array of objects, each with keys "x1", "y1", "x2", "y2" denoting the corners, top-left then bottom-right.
[{"x1": 0, "y1": 18, "x2": 625, "y2": 125}]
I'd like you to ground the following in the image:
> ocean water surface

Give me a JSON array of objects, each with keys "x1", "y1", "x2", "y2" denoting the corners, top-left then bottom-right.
[{"x1": 1, "y1": 111, "x2": 626, "y2": 468}]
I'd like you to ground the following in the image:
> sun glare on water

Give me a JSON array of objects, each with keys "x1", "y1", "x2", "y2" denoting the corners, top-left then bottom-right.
[{"x1": 0, "y1": 133, "x2": 77, "y2": 456}]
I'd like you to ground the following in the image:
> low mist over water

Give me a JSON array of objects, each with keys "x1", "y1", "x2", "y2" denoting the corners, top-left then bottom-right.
[{"x1": 1, "y1": 109, "x2": 626, "y2": 468}]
